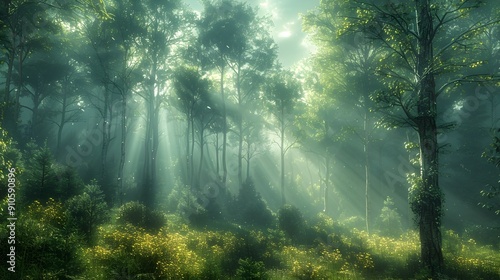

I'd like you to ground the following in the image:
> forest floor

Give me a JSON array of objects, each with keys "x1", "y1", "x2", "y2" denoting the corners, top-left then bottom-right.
[{"x1": 1, "y1": 200, "x2": 499, "y2": 279}]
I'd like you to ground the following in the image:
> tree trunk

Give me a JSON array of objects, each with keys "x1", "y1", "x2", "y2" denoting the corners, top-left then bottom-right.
[
  {"x1": 415, "y1": 0, "x2": 443, "y2": 274},
  {"x1": 246, "y1": 135, "x2": 251, "y2": 181},
  {"x1": 14, "y1": 43, "x2": 24, "y2": 136},
  {"x1": 151, "y1": 101, "x2": 160, "y2": 191},
  {"x1": 221, "y1": 62, "x2": 228, "y2": 186},
  {"x1": 2, "y1": 42, "x2": 15, "y2": 132},
  {"x1": 236, "y1": 65, "x2": 243, "y2": 188},
  {"x1": 186, "y1": 113, "x2": 191, "y2": 185},
  {"x1": 101, "y1": 85, "x2": 110, "y2": 187},
  {"x1": 117, "y1": 96, "x2": 127, "y2": 206},
  {"x1": 364, "y1": 111, "x2": 370, "y2": 234},
  {"x1": 198, "y1": 127, "x2": 205, "y2": 187},
  {"x1": 324, "y1": 156, "x2": 330, "y2": 213},
  {"x1": 191, "y1": 117, "x2": 195, "y2": 187},
  {"x1": 215, "y1": 132, "x2": 220, "y2": 177},
  {"x1": 280, "y1": 108, "x2": 286, "y2": 205},
  {"x1": 57, "y1": 82, "x2": 68, "y2": 152}
]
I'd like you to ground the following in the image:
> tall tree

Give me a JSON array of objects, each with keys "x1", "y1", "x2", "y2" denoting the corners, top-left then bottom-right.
[
  {"x1": 304, "y1": 7, "x2": 385, "y2": 231},
  {"x1": 198, "y1": 0, "x2": 250, "y2": 186},
  {"x1": 331, "y1": 0, "x2": 500, "y2": 274},
  {"x1": 265, "y1": 70, "x2": 301, "y2": 205},
  {"x1": 0, "y1": 0, "x2": 57, "y2": 138},
  {"x1": 136, "y1": 0, "x2": 188, "y2": 207},
  {"x1": 223, "y1": 5, "x2": 277, "y2": 187},
  {"x1": 173, "y1": 66, "x2": 213, "y2": 188}
]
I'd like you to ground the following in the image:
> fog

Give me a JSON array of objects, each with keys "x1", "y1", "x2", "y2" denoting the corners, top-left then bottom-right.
[{"x1": 0, "y1": 0, "x2": 499, "y2": 279}]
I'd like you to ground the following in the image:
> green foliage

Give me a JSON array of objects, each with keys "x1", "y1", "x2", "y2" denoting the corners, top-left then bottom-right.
[
  {"x1": 265, "y1": 70, "x2": 302, "y2": 118},
  {"x1": 19, "y1": 141, "x2": 84, "y2": 204},
  {"x1": 278, "y1": 204, "x2": 305, "y2": 242},
  {"x1": 58, "y1": 166, "x2": 84, "y2": 201},
  {"x1": 83, "y1": 226, "x2": 203, "y2": 279},
  {"x1": 67, "y1": 183, "x2": 109, "y2": 242},
  {"x1": 481, "y1": 130, "x2": 500, "y2": 215},
  {"x1": 22, "y1": 142, "x2": 60, "y2": 204},
  {"x1": 376, "y1": 196, "x2": 403, "y2": 237},
  {"x1": 408, "y1": 172, "x2": 444, "y2": 226},
  {"x1": 236, "y1": 258, "x2": 268, "y2": 280},
  {"x1": 464, "y1": 225, "x2": 500, "y2": 248},
  {"x1": 0, "y1": 127, "x2": 21, "y2": 182},
  {"x1": 233, "y1": 179, "x2": 274, "y2": 228},
  {"x1": 0, "y1": 199, "x2": 82, "y2": 279},
  {"x1": 117, "y1": 201, "x2": 166, "y2": 233}
]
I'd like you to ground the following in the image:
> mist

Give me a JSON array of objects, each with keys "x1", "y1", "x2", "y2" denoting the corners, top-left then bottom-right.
[{"x1": 0, "y1": 0, "x2": 499, "y2": 279}]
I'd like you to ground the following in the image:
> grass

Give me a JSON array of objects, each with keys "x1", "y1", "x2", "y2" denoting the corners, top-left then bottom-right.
[{"x1": 2, "y1": 200, "x2": 498, "y2": 279}]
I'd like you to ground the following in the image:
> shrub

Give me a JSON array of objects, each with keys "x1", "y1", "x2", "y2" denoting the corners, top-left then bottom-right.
[
  {"x1": 236, "y1": 258, "x2": 268, "y2": 280},
  {"x1": 117, "y1": 201, "x2": 166, "y2": 233},
  {"x1": 278, "y1": 204, "x2": 304, "y2": 242},
  {"x1": 376, "y1": 196, "x2": 403, "y2": 237},
  {"x1": 0, "y1": 199, "x2": 82, "y2": 279},
  {"x1": 67, "y1": 183, "x2": 109, "y2": 242},
  {"x1": 22, "y1": 142, "x2": 60, "y2": 204},
  {"x1": 83, "y1": 227, "x2": 203, "y2": 279},
  {"x1": 235, "y1": 179, "x2": 274, "y2": 228}
]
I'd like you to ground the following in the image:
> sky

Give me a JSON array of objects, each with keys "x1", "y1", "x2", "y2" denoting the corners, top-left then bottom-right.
[{"x1": 185, "y1": 0, "x2": 320, "y2": 68}]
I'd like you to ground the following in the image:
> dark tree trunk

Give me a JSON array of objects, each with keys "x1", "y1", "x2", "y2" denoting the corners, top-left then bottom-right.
[
  {"x1": 364, "y1": 111, "x2": 370, "y2": 234},
  {"x1": 117, "y1": 96, "x2": 127, "y2": 206},
  {"x1": 236, "y1": 65, "x2": 243, "y2": 188},
  {"x1": 57, "y1": 81, "x2": 68, "y2": 152},
  {"x1": 215, "y1": 132, "x2": 220, "y2": 177},
  {"x1": 198, "y1": 127, "x2": 205, "y2": 187},
  {"x1": 246, "y1": 135, "x2": 251, "y2": 181},
  {"x1": 221, "y1": 62, "x2": 228, "y2": 186},
  {"x1": 101, "y1": 85, "x2": 111, "y2": 187},
  {"x1": 414, "y1": 0, "x2": 443, "y2": 274}
]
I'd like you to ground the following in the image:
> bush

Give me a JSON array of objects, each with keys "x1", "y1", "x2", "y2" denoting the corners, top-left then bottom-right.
[
  {"x1": 117, "y1": 201, "x2": 166, "y2": 232},
  {"x1": 236, "y1": 258, "x2": 268, "y2": 280},
  {"x1": 22, "y1": 142, "x2": 60, "y2": 204},
  {"x1": 234, "y1": 179, "x2": 274, "y2": 228},
  {"x1": 376, "y1": 196, "x2": 403, "y2": 237},
  {"x1": 67, "y1": 183, "x2": 109, "y2": 243},
  {"x1": 83, "y1": 227, "x2": 203, "y2": 279},
  {"x1": 0, "y1": 199, "x2": 82, "y2": 279},
  {"x1": 278, "y1": 204, "x2": 304, "y2": 242}
]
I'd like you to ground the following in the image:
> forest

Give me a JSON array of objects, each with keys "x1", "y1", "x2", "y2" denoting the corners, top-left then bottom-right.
[{"x1": 0, "y1": 0, "x2": 499, "y2": 279}]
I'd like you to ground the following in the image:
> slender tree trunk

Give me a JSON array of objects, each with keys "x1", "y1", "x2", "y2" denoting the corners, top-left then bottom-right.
[
  {"x1": 215, "y1": 132, "x2": 220, "y2": 177},
  {"x1": 142, "y1": 85, "x2": 154, "y2": 206},
  {"x1": 198, "y1": 127, "x2": 205, "y2": 187},
  {"x1": 364, "y1": 111, "x2": 370, "y2": 234},
  {"x1": 2, "y1": 43, "x2": 15, "y2": 130},
  {"x1": 101, "y1": 85, "x2": 110, "y2": 186},
  {"x1": 151, "y1": 101, "x2": 160, "y2": 191},
  {"x1": 236, "y1": 65, "x2": 243, "y2": 188},
  {"x1": 4, "y1": 47, "x2": 14, "y2": 104},
  {"x1": 117, "y1": 96, "x2": 127, "y2": 206},
  {"x1": 415, "y1": 0, "x2": 443, "y2": 274},
  {"x1": 280, "y1": 109, "x2": 286, "y2": 205},
  {"x1": 237, "y1": 112, "x2": 243, "y2": 187},
  {"x1": 14, "y1": 43, "x2": 24, "y2": 135},
  {"x1": 324, "y1": 156, "x2": 330, "y2": 213},
  {"x1": 246, "y1": 136, "x2": 251, "y2": 181},
  {"x1": 57, "y1": 83, "x2": 68, "y2": 152},
  {"x1": 186, "y1": 113, "x2": 191, "y2": 185},
  {"x1": 221, "y1": 61, "x2": 228, "y2": 186},
  {"x1": 30, "y1": 94, "x2": 40, "y2": 140},
  {"x1": 191, "y1": 117, "x2": 196, "y2": 188}
]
